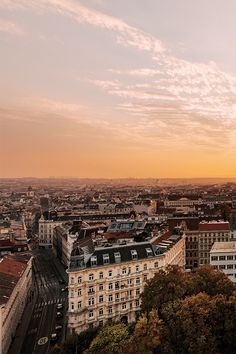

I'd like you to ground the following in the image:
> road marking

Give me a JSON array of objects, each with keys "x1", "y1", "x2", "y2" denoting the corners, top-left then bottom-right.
[{"x1": 38, "y1": 337, "x2": 48, "y2": 345}]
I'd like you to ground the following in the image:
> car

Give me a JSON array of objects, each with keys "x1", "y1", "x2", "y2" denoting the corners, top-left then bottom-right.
[
  {"x1": 55, "y1": 325, "x2": 63, "y2": 331},
  {"x1": 57, "y1": 304, "x2": 63, "y2": 309},
  {"x1": 61, "y1": 286, "x2": 68, "y2": 292},
  {"x1": 50, "y1": 333, "x2": 58, "y2": 342},
  {"x1": 56, "y1": 312, "x2": 62, "y2": 318}
]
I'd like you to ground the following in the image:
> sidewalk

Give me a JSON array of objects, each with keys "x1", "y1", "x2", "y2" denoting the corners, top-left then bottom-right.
[{"x1": 8, "y1": 287, "x2": 37, "y2": 354}]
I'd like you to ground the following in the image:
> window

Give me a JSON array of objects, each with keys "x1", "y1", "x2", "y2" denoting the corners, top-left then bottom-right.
[
  {"x1": 227, "y1": 255, "x2": 234, "y2": 260},
  {"x1": 109, "y1": 294, "x2": 113, "y2": 302},
  {"x1": 89, "y1": 310, "x2": 94, "y2": 318},
  {"x1": 115, "y1": 293, "x2": 119, "y2": 300},
  {"x1": 143, "y1": 263, "x2": 147, "y2": 271},
  {"x1": 99, "y1": 272, "x2": 103, "y2": 279},
  {"x1": 154, "y1": 262, "x2": 158, "y2": 269},
  {"x1": 114, "y1": 252, "x2": 121, "y2": 263},
  {"x1": 99, "y1": 295, "x2": 103, "y2": 303},
  {"x1": 99, "y1": 320, "x2": 103, "y2": 327},
  {"x1": 78, "y1": 288, "x2": 82, "y2": 297},
  {"x1": 88, "y1": 286, "x2": 94, "y2": 294},
  {"x1": 108, "y1": 307, "x2": 112, "y2": 314},
  {"x1": 122, "y1": 268, "x2": 127, "y2": 275},
  {"x1": 89, "y1": 274, "x2": 94, "y2": 281},
  {"x1": 136, "y1": 265, "x2": 139, "y2": 272},
  {"x1": 136, "y1": 299, "x2": 140, "y2": 307},
  {"x1": 219, "y1": 256, "x2": 226, "y2": 261},
  {"x1": 78, "y1": 276, "x2": 82, "y2": 284},
  {"x1": 146, "y1": 248, "x2": 153, "y2": 257},
  {"x1": 103, "y1": 254, "x2": 110, "y2": 265},
  {"x1": 91, "y1": 256, "x2": 97, "y2": 266},
  {"x1": 128, "y1": 279, "x2": 132, "y2": 285},
  {"x1": 71, "y1": 290, "x2": 74, "y2": 298},
  {"x1": 219, "y1": 265, "x2": 226, "y2": 269},
  {"x1": 211, "y1": 256, "x2": 218, "y2": 261},
  {"x1": 227, "y1": 264, "x2": 234, "y2": 269},
  {"x1": 71, "y1": 277, "x2": 74, "y2": 284},
  {"x1": 144, "y1": 274, "x2": 147, "y2": 282},
  {"x1": 108, "y1": 270, "x2": 112, "y2": 277},
  {"x1": 99, "y1": 308, "x2": 103, "y2": 316},
  {"x1": 71, "y1": 302, "x2": 74, "y2": 310},
  {"x1": 78, "y1": 301, "x2": 82, "y2": 309},
  {"x1": 136, "y1": 288, "x2": 140, "y2": 295},
  {"x1": 88, "y1": 297, "x2": 94, "y2": 306},
  {"x1": 122, "y1": 303, "x2": 126, "y2": 310},
  {"x1": 99, "y1": 284, "x2": 104, "y2": 291},
  {"x1": 136, "y1": 277, "x2": 140, "y2": 285},
  {"x1": 131, "y1": 249, "x2": 138, "y2": 260},
  {"x1": 108, "y1": 283, "x2": 113, "y2": 290}
]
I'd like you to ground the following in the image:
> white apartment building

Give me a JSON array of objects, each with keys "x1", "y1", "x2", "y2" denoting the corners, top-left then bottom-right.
[
  {"x1": 210, "y1": 241, "x2": 236, "y2": 283},
  {"x1": 67, "y1": 235, "x2": 185, "y2": 334},
  {"x1": 0, "y1": 253, "x2": 32, "y2": 354},
  {"x1": 38, "y1": 216, "x2": 62, "y2": 248}
]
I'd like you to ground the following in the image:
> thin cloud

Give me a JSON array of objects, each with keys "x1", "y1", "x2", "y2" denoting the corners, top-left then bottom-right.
[
  {"x1": 0, "y1": 0, "x2": 165, "y2": 54},
  {"x1": 2, "y1": 0, "x2": 236, "y2": 151},
  {"x1": 0, "y1": 19, "x2": 24, "y2": 35}
]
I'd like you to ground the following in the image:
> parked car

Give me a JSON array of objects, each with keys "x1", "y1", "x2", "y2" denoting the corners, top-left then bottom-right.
[
  {"x1": 57, "y1": 303, "x2": 63, "y2": 310},
  {"x1": 61, "y1": 286, "x2": 68, "y2": 292},
  {"x1": 55, "y1": 325, "x2": 63, "y2": 331},
  {"x1": 50, "y1": 333, "x2": 58, "y2": 342},
  {"x1": 56, "y1": 312, "x2": 62, "y2": 318}
]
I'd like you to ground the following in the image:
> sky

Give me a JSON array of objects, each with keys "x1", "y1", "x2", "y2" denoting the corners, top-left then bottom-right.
[{"x1": 1, "y1": 0, "x2": 236, "y2": 178}]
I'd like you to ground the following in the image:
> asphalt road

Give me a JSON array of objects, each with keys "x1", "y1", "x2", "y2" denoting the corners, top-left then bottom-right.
[{"x1": 8, "y1": 249, "x2": 68, "y2": 354}]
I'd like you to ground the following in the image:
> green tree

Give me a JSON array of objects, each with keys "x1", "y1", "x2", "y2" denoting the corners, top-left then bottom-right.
[{"x1": 85, "y1": 323, "x2": 129, "y2": 354}]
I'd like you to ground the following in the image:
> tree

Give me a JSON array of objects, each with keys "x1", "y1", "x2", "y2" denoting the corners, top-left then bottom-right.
[
  {"x1": 85, "y1": 323, "x2": 129, "y2": 354},
  {"x1": 141, "y1": 265, "x2": 191, "y2": 313},
  {"x1": 161, "y1": 293, "x2": 216, "y2": 354},
  {"x1": 190, "y1": 265, "x2": 235, "y2": 297},
  {"x1": 125, "y1": 309, "x2": 162, "y2": 354}
]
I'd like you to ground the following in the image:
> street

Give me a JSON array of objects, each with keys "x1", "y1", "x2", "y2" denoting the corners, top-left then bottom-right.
[{"x1": 8, "y1": 249, "x2": 68, "y2": 354}]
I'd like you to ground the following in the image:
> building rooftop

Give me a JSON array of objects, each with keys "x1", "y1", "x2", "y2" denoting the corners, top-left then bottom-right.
[
  {"x1": 210, "y1": 241, "x2": 236, "y2": 253},
  {"x1": 199, "y1": 221, "x2": 230, "y2": 231},
  {"x1": 0, "y1": 252, "x2": 31, "y2": 305}
]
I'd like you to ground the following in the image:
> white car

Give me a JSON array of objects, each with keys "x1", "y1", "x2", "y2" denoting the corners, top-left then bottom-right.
[
  {"x1": 57, "y1": 304, "x2": 63, "y2": 309},
  {"x1": 55, "y1": 325, "x2": 62, "y2": 331},
  {"x1": 50, "y1": 333, "x2": 58, "y2": 342}
]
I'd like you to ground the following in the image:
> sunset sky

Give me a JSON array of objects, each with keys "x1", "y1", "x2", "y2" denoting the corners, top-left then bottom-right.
[{"x1": 1, "y1": 0, "x2": 236, "y2": 178}]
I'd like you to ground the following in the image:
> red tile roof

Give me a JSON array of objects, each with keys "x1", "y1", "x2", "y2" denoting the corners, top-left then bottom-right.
[
  {"x1": 199, "y1": 222, "x2": 230, "y2": 231},
  {"x1": 0, "y1": 257, "x2": 26, "y2": 278}
]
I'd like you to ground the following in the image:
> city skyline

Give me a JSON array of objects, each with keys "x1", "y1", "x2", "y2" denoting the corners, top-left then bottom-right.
[{"x1": 1, "y1": 0, "x2": 236, "y2": 178}]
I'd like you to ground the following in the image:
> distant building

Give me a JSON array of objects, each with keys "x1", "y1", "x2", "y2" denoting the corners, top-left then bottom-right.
[
  {"x1": 67, "y1": 234, "x2": 185, "y2": 334},
  {"x1": 210, "y1": 241, "x2": 236, "y2": 283},
  {"x1": 40, "y1": 196, "x2": 50, "y2": 215},
  {"x1": 38, "y1": 217, "x2": 62, "y2": 248},
  {"x1": 198, "y1": 221, "x2": 230, "y2": 265},
  {"x1": 0, "y1": 253, "x2": 32, "y2": 354}
]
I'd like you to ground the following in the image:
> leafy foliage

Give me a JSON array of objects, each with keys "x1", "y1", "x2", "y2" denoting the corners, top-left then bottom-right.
[{"x1": 85, "y1": 323, "x2": 129, "y2": 354}]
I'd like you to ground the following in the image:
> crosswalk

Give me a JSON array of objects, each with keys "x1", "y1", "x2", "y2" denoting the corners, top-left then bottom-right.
[
  {"x1": 38, "y1": 280, "x2": 62, "y2": 288},
  {"x1": 35, "y1": 297, "x2": 66, "y2": 309}
]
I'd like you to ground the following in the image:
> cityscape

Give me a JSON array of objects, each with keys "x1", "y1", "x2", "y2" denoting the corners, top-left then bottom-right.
[{"x1": 1, "y1": 1, "x2": 236, "y2": 354}]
